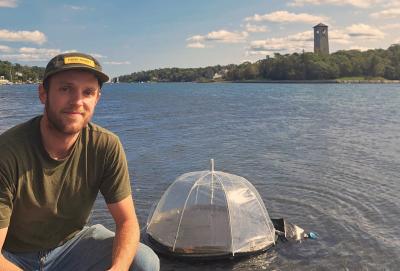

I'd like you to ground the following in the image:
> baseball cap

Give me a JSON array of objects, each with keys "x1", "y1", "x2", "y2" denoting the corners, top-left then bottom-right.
[{"x1": 43, "y1": 52, "x2": 109, "y2": 84}]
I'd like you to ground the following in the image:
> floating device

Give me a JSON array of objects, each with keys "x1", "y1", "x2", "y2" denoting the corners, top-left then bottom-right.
[
  {"x1": 144, "y1": 159, "x2": 276, "y2": 259},
  {"x1": 272, "y1": 218, "x2": 318, "y2": 242}
]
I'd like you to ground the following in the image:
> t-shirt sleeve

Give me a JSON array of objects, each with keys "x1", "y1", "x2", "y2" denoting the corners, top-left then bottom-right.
[
  {"x1": 0, "y1": 163, "x2": 14, "y2": 229},
  {"x1": 100, "y1": 136, "x2": 132, "y2": 204}
]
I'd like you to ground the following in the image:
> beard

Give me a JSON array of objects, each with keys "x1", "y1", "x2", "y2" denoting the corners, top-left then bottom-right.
[{"x1": 45, "y1": 98, "x2": 91, "y2": 135}]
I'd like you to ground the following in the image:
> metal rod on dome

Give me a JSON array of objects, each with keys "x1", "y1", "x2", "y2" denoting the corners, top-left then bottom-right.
[{"x1": 210, "y1": 159, "x2": 214, "y2": 205}]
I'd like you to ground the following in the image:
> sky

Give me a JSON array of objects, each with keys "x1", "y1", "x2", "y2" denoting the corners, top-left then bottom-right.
[{"x1": 1, "y1": 0, "x2": 400, "y2": 78}]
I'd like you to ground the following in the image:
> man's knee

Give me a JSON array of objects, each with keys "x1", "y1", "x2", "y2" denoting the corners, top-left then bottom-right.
[
  {"x1": 86, "y1": 224, "x2": 115, "y2": 240},
  {"x1": 88, "y1": 225, "x2": 160, "y2": 271},
  {"x1": 131, "y1": 243, "x2": 160, "y2": 271},
  {"x1": 76, "y1": 225, "x2": 160, "y2": 270}
]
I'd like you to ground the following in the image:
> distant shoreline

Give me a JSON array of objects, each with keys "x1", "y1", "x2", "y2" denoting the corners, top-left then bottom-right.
[
  {"x1": 222, "y1": 79, "x2": 400, "y2": 84},
  {"x1": 115, "y1": 79, "x2": 400, "y2": 84}
]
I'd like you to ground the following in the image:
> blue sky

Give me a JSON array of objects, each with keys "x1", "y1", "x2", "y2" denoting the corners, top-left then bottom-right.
[{"x1": 1, "y1": 0, "x2": 400, "y2": 78}]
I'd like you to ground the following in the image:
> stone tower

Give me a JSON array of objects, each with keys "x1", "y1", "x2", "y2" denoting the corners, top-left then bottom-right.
[{"x1": 313, "y1": 23, "x2": 329, "y2": 55}]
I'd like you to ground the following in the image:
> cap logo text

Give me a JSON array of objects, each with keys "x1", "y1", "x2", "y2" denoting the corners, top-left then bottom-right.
[{"x1": 64, "y1": 56, "x2": 95, "y2": 67}]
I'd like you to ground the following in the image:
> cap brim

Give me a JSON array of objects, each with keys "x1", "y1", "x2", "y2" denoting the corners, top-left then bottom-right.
[{"x1": 43, "y1": 65, "x2": 109, "y2": 84}]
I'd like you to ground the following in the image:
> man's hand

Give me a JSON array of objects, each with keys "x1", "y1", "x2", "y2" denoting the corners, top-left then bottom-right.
[{"x1": 106, "y1": 196, "x2": 140, "y2": 271}]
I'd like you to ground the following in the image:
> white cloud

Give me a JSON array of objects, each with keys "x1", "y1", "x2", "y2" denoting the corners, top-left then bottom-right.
[
  {"x1": 371, "y1": 8, "x2": 400, "y2": 19},
  {"x1": 246, "y1": 27, "x2": 362, "y2": 56},
  {"x1": 240, "y1": 59, "x2": 254, "y2": 63},
  {"x1": 248, "y1": 39, "x2": 289, "y2": 54},
  {"x1": 289, "y1": 30, "x2": 314, "y2": 42},
  {"x1": 346, "y1": 24, "x2": 385, "y2": 39},
  {"x1": 18, "y1": 47, "x2": 58, "y2": 54},
  {"x1": 62, "y1": 49, "x2": 78, "y2": 53},
  {"x1": 64, "y1": 5, "x2": 86, "y2": 11},
  {"x1": 186, "y1": 35, "x2": 204, "y2": 42},
  {"x1": 89, "y1": 53, "x2": 106, "y2": 59},
  {"x1": 349, "y1": 46, "x2": 372, "y2": 51},
  {"x1": 187, "y1": 42, "x2": 206, "y2": 48},
  {"x1": 5, "y1": 49, "x2": 107, "y2": 62},
  {"x1": 206, "y1": 30, "x2": 248, "y2": 43},
  {"x1": 0, "y1": 0, "x2": 17, "y2": 8},
  {"x1": 0, "y1": 54, "x2": 45, "y2": 61},
  {"x1": 186, "y1": 30, "x2": 248, "y2": 48},
  {"x1": 329, "y1": 29, "x2": 352, "y2": 44},
  {"x1": 0, "y1": 29, "x2": 47, "y2": 45},
  {"x1": 0, "y1": 47, "x2": 73, "y2": 62},
  {"x1": 0, "y1": 45, "x2": 13, "y2": 52},
  {"x1": 384, "y1": 1, "x2": 400, "y2": 8},
  {"x1": 104, "y1": 61, "x2": 131, "y2": 65},
  {"x1": 244, "y1": 23, "x2": 268, "y2": 33},
  {"x1": 380, "y1": 23, "x2": 400, "y2": 30},
  {"x1": 245, "y1": 10, "x2": 328, "y2": 24},
  {"x1": 16, "y1": 47, "x2": 60, "y2": 61},
  {"x1": 247, "y1": 31, "x2": 314, "y2": 56},
  {"x1": 288, "y1": 0, "x2": 382, "y2": 8}
]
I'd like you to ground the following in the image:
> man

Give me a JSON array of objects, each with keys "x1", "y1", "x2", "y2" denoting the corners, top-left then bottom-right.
[{"x1": 0, "y1": 52, "x2": 160, "y2": 270}]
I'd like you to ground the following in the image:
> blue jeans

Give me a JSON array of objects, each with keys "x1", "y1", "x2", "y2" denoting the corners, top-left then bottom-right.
[{"x1": 2, "y1": 224, "x2": 159, "y2": 271}]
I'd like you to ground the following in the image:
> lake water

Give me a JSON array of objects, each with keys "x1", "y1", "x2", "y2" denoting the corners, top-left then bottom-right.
[{"x1": 1, "y1": 83, "x2": 399, "y2": 270}]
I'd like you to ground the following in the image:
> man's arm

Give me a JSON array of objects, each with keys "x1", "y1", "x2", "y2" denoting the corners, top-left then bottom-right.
[
  {"x1": 0, "y1": 227, "x2": 23, "y2": 271},
  {"x1": 106, "y1": 195, "x2": 140, "y2": 271}
]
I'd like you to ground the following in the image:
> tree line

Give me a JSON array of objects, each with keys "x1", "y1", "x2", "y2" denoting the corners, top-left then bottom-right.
[
  {"x1": 118, "y1": 65, "x2": 228, "y2": 83},
  {"x1": 117, "y1": 44, "x2": 400, "y2": 82},
  {"x1": 0, "y1": 60, "x2": 45, "y2": 83},
  {"x1": 2, "y1": 44, "x2": 400, "y2": 83}
]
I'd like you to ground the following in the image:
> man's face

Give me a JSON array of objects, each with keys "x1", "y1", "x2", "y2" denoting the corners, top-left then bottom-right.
[{"x1": 39, "y1": 70, "x2": 101, "y2": 135}]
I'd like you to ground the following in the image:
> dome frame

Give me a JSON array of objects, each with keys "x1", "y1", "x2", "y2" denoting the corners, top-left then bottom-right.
[{"x1": 145, "y1": 161, "x2": 276, "y2": 259}]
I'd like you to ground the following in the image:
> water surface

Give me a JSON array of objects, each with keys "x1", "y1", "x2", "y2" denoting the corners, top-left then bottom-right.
[{"x1": 1, "y1": 83, "x2": 399, "y2": 270}]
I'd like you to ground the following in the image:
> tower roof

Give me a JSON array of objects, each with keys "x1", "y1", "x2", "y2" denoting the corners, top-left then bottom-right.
[{"x1": 313, "y1": 23, "x2": 328, "y2": 28}]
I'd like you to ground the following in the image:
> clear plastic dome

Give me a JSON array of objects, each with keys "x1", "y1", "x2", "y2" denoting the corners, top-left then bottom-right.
[{"x1": 145, "y1": 160, "x2": 276, "y2": 258}]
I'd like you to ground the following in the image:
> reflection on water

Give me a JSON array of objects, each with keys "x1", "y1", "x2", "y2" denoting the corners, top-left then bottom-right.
[{"x1": 1, "y1": 83, "x2": 399, "y2": 270}]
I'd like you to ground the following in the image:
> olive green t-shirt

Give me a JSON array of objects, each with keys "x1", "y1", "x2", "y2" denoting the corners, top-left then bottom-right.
[{"x1": 0, "y1": 116, "x2": 132, "y2": 252}]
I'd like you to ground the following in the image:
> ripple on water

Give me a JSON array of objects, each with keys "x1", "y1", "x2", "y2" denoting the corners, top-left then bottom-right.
[{"x1": 2, "y1": 83, "x2": 400, "y2": 270}]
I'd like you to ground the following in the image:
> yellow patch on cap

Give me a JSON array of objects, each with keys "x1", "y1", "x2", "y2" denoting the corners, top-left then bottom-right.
[{"x1": 64, "y1": 56, "x2": 95, "y2": 67}]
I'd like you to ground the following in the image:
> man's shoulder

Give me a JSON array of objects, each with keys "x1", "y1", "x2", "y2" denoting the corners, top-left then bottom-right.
[
  {"x1": 85, "y1": 123, "x2": 124, "y2": 159},
  {"x1": 86, "y1": 122, "x2": 122, "y2": 149},
  {"x1": 0, "y1": 117, "x2": 39, "y2": 167},
  {"x1": 87, "y1": 122, "x2": 119, "y2": 139},
  {"x1": 0, "y1": 117, "x2": 39, "y2": 149}
]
